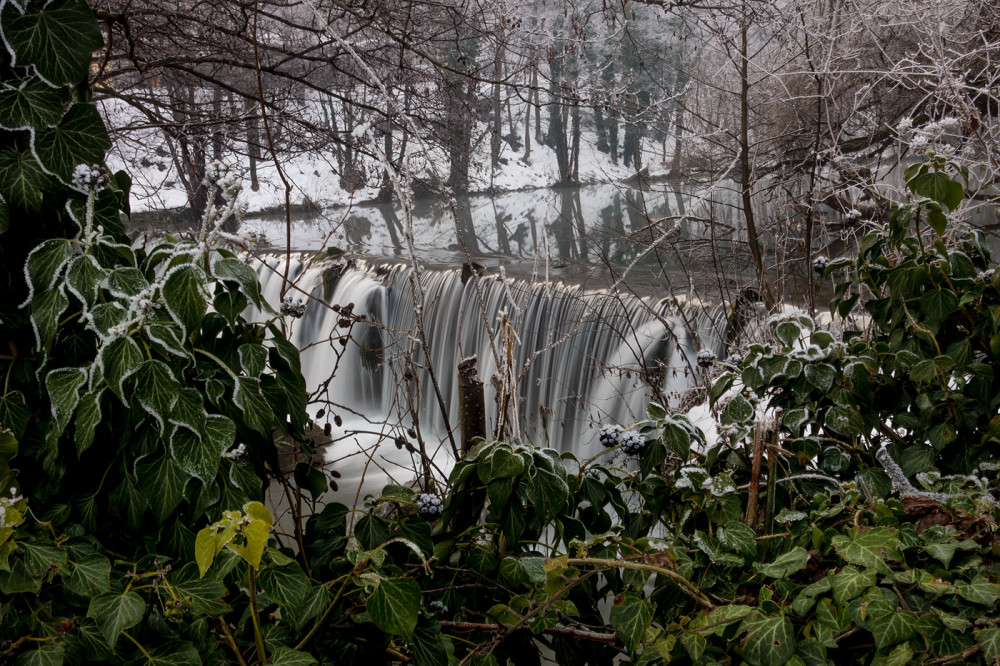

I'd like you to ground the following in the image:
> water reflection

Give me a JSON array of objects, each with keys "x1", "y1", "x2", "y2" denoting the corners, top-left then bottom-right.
[{"x1": 245, "y1": 181, "x2": 761, "y2": 285}]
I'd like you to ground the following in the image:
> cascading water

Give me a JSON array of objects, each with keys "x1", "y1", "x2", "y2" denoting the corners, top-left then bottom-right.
[{"x1": 255, "y1": 255, "x2": 725, "y2": 502}]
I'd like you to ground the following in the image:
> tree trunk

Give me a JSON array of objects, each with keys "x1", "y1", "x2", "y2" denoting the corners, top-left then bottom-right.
[{"x1": 739, "y1": 10, "x2": 775, "y2": 310}]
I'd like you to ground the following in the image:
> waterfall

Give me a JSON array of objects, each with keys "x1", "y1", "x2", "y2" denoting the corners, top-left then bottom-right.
[{"x1": 255, "y1": 255, "x2": 725, "y2": 501}]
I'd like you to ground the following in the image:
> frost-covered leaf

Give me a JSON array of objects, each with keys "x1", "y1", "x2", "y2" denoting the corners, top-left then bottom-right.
[
  {"x1": 0, "y1": 0, "x2": 105, "y2": 86},
  {"x1": 609, "y1": 591, "x2": 654, "y2": 652},
  {"x1": 0, "y1": 75, "x2": 64, "y2": 130},
  {"x1": 774, "y1": 321, "x2": 803, "y2": 349},
  {"x1": 161, "y1": 264, "x2": 208, "y2": 336},
  {"x1": 100, "y1": 336, "x2": 143, "y2": 398},
  {"x1": 169, "y1": 387, "x2": 207, "y2": 435},
  {"x1": 33, "y1": 103, "x2": 110, "y2": 181},
  {"x1": 720, "y1": 521, "x2": 757, "y2": 558},
  {"x1": 239, "y1": 343, "x2": 267, "y2": 377},
  {"x1": 723, "y1": 393, "x2": 753, "y2": 424},
  {"x1": 45, "y1": 366, "x2": 86, "y2": 441},
  {"x1": 86, "y1": 591, "x2": 145, "y2": 649},
  {"x1": 65, "y1": 253, "x2": 104, "y2": 306},
  {"x1": 169, "y1": 427, "x2": 222, "y2": 483},
  {"x1": 0, "y1": 391, "x2": 31, "y2": 439},
  {"x1": 131, "y1": 360, "x2": 180, "y2": 428},
  {"x1": 25, "y1": 237, "x2": 73, "y2": 301},
  {"x1": 233, "y1": 377, "x2": 273, "y2": 435},
  {"x1": 146, "y1": 323, "x2": 191, "y2": 360},
  {"x1": 804, "y1": 364, "x2": 835, "y2": 393},
  {"x1": 213, "y1": 257, "x2": 267, "y2": 310},
  {"x1": 0, "y1": 146, "x2": 51, "y2": 212},
  {"x1": 106, "y1": 267, "x2": 148, "y2": 298},
  {"x1": 29, "y1": 286, "x2": 69, "y2": 352}
]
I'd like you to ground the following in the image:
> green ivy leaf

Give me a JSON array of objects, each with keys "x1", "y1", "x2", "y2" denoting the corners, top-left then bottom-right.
[
  {"x1": 11, "y1": 642, "x2": 64, "y2": 666},
  {"x1": 524, "y1": 466, "x2": 569, "y2": 519},
  {"x1": 86, "y1": 591, "x2": 146, "y2": 649},
  {"x1": 135, "y1": 455, "x2": 189, "y2": 524},
  {"x1": 269, "y1": 646, "x2": 319, "y2": 666},
  {"x1": 64, "y1": 553, "x2": 111, "y2": 596},
  {"x1": 908, "y1": 171, "x2": 964, "y2": 211},
  {"x1": 720, "y1": 522, "x2": 757, "y2": 558},
  {"x1": 870, "y1": 610, "x2": 918, "y2": 650},
  {"x1": 955, "y1": 576, "x2": 1000, "y2": 606},
  {"x1": 141, "y1": 641, "x2": 202, "y2": 666},
  {"x1": 0, "y1": 391, "x2": 31, "y2": 439},
  {"x1": 609, "y1": 591, "x2": 654, "y2": 652},
  {"x1": 354, "y1": 514, "x2": 389, "y2": 550},
  {"x1": 161, "y1": 264, "x2": 208, "y2": 336},
  {"x1": 920, "y1": 289, "x2": 959, "y2": 325},
  {"x1": 0, "y1": 76, "x2": 65, "y2": 130},
  {"x1": 33, "y1": 102, "x2": 111, "y2": 182},
  {"x1": 831, "y1": 566, "x2": 876, "y2": 605},
  {"x1": 741, "y1": 614, "x2": 795, "y2": 666},
  {"x1": 975, "y1": 628, "x2": 1000, "y2": 662},
  {"x1": 757, "y1": 547, "x2": 809, "y2": 580},
  {"x1": 412, "y1": 620, "x2": 450, "y2": 666},
  {"x1": 368, "y1": 577, "x2": 421, "y2": 639},
  {"x1": 0, "y1": 146, "x2": 51, "y2": 212},
  {"x1": 830, "y1": 529, "x2": 899, "y2": 574}
]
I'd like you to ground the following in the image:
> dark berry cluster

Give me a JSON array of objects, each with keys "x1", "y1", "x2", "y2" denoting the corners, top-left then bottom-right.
[
  {"x1": 813, "y1": 255, "x2": 829, "y2": 274},
  {"x1": 619, "y1": 431, "x2": 646, "y2": 456},
  {"x1": 583, "y1": 468, "x2": 600, "y2": 479},
  {"x1": 598, "y1": 424, "x2": 624, "y2": 447},
  {"x1": 696, "y1": 349, "x2": 716, "y2": 368},
  {"x1": 726, "y1": 353, "x2": 743, "y2": 367},
  {"x1": 428, "y1": 600, "x2": 449, "y2": 616},
  {"x1": 414, "y1": 493, "x2": 443, "y2": 520},
  {"x1": 280, "y1": 296, "x2": 307, "y2": 318}
]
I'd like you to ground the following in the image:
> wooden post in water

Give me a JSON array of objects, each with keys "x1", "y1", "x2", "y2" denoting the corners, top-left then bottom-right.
[{"x1": 458, "y1": 356, "x2": 486, "y2": 456}]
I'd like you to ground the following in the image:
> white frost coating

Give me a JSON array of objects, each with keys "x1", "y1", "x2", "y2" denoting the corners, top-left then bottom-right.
[{"x1": 775, "y1": 511, "x2": 807, "y2": 524}]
